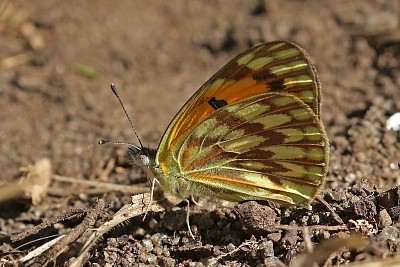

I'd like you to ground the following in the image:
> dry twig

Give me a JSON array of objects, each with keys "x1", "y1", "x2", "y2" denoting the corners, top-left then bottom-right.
[{"x1": 70, "y1": 192, "x2": 180, "y2": 267}]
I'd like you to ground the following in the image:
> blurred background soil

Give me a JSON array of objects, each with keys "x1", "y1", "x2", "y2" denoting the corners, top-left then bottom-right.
[{"x1": 1, "y1": 1, "x2": 400, "y2": 266}]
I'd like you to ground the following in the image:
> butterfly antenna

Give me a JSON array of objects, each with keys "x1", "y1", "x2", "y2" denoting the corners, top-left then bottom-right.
[
  {"x1": 98, "y1": 139, "x2": 140, "y2": 150},
  {"x1": 110, "y1": 83, "x2": 144, "y2": 149}
]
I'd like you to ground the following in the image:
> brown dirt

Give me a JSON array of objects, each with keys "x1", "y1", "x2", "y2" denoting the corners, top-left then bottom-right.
[{"x1": 1, "y1": 1, "x2": 400, "y2": 266}]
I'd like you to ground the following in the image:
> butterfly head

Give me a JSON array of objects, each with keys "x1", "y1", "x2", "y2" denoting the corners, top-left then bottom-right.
[{"x1": 127, "y1": 146, "x2": 157, "y2": 169}]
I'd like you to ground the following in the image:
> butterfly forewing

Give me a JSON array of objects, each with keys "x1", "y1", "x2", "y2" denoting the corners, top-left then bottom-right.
[
  {"x1": 158, "y1": 41, "x2": 321, "y2": 157},
  {"x1": 173, "y1": 93, "x2": 328, "y2": 205}
]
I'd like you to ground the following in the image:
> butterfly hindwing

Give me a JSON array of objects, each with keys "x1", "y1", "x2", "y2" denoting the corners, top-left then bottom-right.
[{"x1": 170, "y1": 93, "x2": 328, "y2": 205}]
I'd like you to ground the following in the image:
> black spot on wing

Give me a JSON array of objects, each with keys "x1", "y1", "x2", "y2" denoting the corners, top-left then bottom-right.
[
  {"x1": 208, "y1": 97, "x2": 228, "y2": 110},
  {"x1": 252, "y1": 70, "x2": 284, "y2": 91},
  {"x1": 268, "y1": 79, "x2": 285, "y2": 91}
]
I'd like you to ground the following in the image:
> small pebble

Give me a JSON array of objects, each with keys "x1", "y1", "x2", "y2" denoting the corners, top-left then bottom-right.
[
  {"x1": 258, "y1": 240, "x2": 274, "y2": 258},
  {"x1": 386, "y1": 112, "x2": 400, "y2": 131},
  {"x1": 267, "y1": 232, "x2": 282, "y2": 242},
  {"x1": 378, "y1": 209, "x2": 393, "y2": 229},
  {"x1": 380, "y1": 226, "x2": 400, "y2": 241},
  {"x1": 329, "y1": 191, "x2": 346, "y2": 202},
  {"x1": 141, "y1": 239, "x2": 154, "y2": 252},
  {"x1": 227, "y1": 243, "x2": 236, "y2": 252}
]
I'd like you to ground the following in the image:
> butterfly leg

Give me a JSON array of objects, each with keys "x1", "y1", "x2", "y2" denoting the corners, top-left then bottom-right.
[
  {"x1": 142, "y1": 177, "x2": 158, "y2": 221},
  {"x1": 190, "y1": 195, "x2": 201, "y2": 206},
  {"x1": 184, "y1": 199, "x2": 195, "y2": 239}
]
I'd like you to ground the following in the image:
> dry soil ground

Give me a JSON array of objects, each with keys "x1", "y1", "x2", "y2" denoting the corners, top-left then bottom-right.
[{"x1": 1, "y1": 1, "x2": 400, "y2": 266}]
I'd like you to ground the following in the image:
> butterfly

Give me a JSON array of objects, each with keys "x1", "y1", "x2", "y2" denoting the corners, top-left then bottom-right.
[{"x1": 102, "y1": 40, "x2": 329, "y2": 235}]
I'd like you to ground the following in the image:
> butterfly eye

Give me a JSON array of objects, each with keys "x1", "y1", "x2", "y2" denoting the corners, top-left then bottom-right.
[{"x1": 140, "y1": 154, "x2": 150, "y2": 166}]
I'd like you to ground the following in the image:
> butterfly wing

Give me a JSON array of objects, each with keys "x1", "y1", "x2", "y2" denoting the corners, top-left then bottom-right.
[
  {"x1": 154, "y1": 41, "x2": 327, "y2": 204},
  {"x1": 157, "y1": 92, "x2": 328, "y2": 205},
  {"x1": 158, "y1": 41, "x2": 321, "y2": 158}
]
